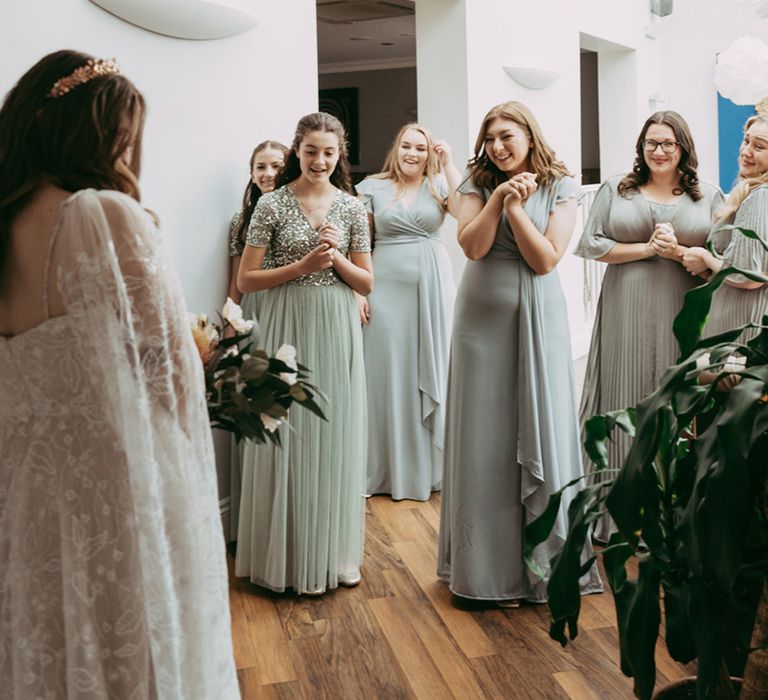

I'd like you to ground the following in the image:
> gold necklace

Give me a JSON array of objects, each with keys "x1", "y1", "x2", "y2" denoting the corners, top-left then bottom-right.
[{"x1": 293, "y1": 187, "x2": 335, "y2": 214}]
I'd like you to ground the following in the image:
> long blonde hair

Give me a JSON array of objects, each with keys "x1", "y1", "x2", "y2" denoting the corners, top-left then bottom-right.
[
  {"x1": 719, "y1": 113, "x2": 768, "y2": 221},
  {"x1": 370, "y1": 123, "x2": 446, "y2": 210},
  {"x1": 467, "y1": 101, "x2": 570, "y2": 191}
]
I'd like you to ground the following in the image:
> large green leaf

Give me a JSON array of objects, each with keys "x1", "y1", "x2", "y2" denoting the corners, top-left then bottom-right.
[
  {"x1": 623, "y1": 559, "x2": 662, "y2": 700},
  {"x1": 674, "y1": 266, "x2": 768, "y2": 358}
]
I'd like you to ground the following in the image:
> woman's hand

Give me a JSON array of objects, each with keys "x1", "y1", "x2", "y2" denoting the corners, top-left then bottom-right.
[
  {"x1": 433, "y1": 139, "x2": 453, "y2": 168},
  {"x1": 298, "y1": 244, "x2": 335, "y2": 275},
  {"x1": 354, "y1": 292, "x2": 370, "y2": 326},
  {"x1": 499, "y1": 173, "x2": 537, "y2": 214},
  {"x1": 682, "y1": 246, "x2": 714, "y2": 276},
  {"x1": 650, "y1": 223, "x2": 680, "y2": 259},
  {"x1": 318, "y1": 223, "x2": 341, "y2": 252}
]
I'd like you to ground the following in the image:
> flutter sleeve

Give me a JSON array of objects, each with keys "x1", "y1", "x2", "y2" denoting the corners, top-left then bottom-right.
[
  {"x1": 573, "y1": 179, "x2": 615, "y2": 260},
  {"x1": 551, "y1": 175, "x2": 580, "y2": 212},
  {"x1": 354, "y1": 178, "x2": 375, "y2": 214},
  {"x1": 347, "y1": 196, "x2": 372, "y2": 253},
  {"x1": 457, "y1": 169, "x2": 487, "y2": 202},
  {"x1": 246, "y1": 194, "x2": 276, "y2": 248},
  {"x1": 228, "y1": 210, "x2": 244, "y2": 257}
]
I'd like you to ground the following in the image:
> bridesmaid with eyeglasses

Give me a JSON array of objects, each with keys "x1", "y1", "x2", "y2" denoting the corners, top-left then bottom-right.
[{"x1": 574, "y1": 111, "x2": 723, "y2": 542}]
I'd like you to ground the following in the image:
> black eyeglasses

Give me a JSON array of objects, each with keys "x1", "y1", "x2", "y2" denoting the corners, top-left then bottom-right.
[{"x1": 641, "y1": 139, "x2": 679, "y2": 154}]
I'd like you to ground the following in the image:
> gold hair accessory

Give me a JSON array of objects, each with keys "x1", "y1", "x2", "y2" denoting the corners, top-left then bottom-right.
[
  {"x1": 48, "y1": 58, "x2": 119, "y2": 98},
  {"x1": 757, "y1": 97, "x2": 768, "y2": 118}
]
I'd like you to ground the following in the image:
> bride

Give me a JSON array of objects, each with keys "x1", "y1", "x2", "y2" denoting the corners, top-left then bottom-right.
[{"x1": 0, "y1": 50, "x2": 238, "y2": 698}]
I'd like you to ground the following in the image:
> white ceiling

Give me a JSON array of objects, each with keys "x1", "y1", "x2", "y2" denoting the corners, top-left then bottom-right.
[{"x1": 316, "y1": 5, "x2": 416, "y2": 69}]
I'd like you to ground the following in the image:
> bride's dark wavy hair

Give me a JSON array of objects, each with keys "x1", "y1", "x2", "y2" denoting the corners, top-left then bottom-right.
[
  {"x1": 0, "y1": 49, "x2": 146, "y2": 279},
  {"x1": 276, "y1": 112, "x2": 353, "y2": 194},
  {"x1": 618, "y1": 110, "x2": 702, "y2": 201}
]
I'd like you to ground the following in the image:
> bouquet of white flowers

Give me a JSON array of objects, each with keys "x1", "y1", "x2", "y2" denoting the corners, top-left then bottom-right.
[{"x1": 190, "y1": 298, "x2": 326, "y2": 445}]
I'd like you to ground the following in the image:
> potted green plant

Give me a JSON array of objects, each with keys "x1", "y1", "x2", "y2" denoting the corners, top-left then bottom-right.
[{"x1": 524, "y1": 231, "x2": 768, "y2": 699}]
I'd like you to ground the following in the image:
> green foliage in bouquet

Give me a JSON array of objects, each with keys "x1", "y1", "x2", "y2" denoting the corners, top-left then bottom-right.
[
  {"x1": 191, "y1": 300, "x2": 326, "y2": 446},
  {"x1": 523, "y1": 228, "x2": 768, "y2": 699}
]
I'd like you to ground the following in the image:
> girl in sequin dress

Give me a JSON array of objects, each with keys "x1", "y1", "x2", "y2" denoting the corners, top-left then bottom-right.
[{"x1": 235, "y1": 113, "x2": 372, "y2": 595}]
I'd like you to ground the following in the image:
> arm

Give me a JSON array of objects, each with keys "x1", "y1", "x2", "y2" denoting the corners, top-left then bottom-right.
[
  {"x1": 317, "y1": 223, "x2": 374, "y2": 296},
  {"x1": 238, "y1": 244, "x2": 334, "y2": 293},
  {"x1": 334, "y1": 251, "x2": 374, "y2": 296},
  {"x1": 506, "y1": 193, "x2": 578, "y2": 275},
  {"x1": 227, "y1": 255, "x2": 242, "y2": 303},
  {"x1": 456, "y1": 186, "x2": 510, "y2": 260},
  {"x1": 597, "y1": 242, "x2": 657, "y2": 264},
  {"x1": 432, "y1": 139, "x2": 463, "y2": 219}
]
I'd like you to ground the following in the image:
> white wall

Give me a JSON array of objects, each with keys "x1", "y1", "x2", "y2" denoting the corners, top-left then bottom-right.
[
  {"x1": 656, "y1": 0, "x2": 768, "y2": 187},
  {"x1": 1, "y1": 0, "x2": 318, "y2": 316},
  {"x1": 1, "y1": 0, "x2": 319, "y2": 517}
]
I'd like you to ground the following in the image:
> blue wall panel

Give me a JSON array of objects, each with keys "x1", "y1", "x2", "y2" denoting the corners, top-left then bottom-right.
[{"x1": 717, "y1": 93, "x2": 755, "y2": 192}]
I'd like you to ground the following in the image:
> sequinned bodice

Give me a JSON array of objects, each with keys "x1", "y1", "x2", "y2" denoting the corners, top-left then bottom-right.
[{"x1": 246, "y1": 186, "x2": 371, "y2": 287}]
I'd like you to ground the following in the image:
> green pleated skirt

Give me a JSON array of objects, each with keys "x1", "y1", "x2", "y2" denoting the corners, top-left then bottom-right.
[{"x1": 234, "y1": 283, "x2": 367, "y2": 593}]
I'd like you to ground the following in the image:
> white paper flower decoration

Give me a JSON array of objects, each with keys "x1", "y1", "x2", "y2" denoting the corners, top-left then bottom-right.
[
  {"x1": 736, "y1": 0, "x2": 768, "y2": 18},
  {"x1": 714, "y1": 36, "x2": 768, "y2": 105}
]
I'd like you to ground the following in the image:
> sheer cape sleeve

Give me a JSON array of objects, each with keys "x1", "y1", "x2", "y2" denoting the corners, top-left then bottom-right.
[{"x1": 49, "y1": 189, "x2": 239, "y2": 699}]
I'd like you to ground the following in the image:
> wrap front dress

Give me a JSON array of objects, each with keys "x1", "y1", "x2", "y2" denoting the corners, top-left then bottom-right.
[
  {"x1": 356, "y1": 176, "x2": 455, "y2": 501},
  {"x1": 438, "y1": 174, "x2": 602, "y2": 602}
]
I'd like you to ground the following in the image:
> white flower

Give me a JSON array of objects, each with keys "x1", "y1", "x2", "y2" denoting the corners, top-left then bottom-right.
[
  {"x1": 189, "y1": 313, "x2": 218, "y2": 362},
  {"x1": 723, "y1": 354, "x2": 747, "y2": 373},
  {"x1": 222, "y1": 297, "x2": 254, "y2": 334},
  {"x1": 275, "y1": 343, "x2": 298, "y2": 385},
  {"x1": 260, "y1": 413, "x2": 282, "y2": 433},
  {"x1": 695, "y1": 352, "x2": 712, "y2": 371},
  {"x1": 714, "y1": 36, "x2": 768, "y2": 105}
]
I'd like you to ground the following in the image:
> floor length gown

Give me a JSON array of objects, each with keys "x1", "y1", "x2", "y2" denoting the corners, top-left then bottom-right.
[
  {"x1": 575, "y1": 176, "x2": 722, "y2": 542},
  {"x1": 705, "y1": 185, "x2": 768, "y2": 339},
  {"x1": 437, "y1": 174, "x2": 602, "y2": 602},
  {"x1": 235, "y1": 185, "x2": 370, "y2": 594},
  {"x1": 0, "y1": 190, "x2": 239, "y2": 699},
  {"x1": 356, "y1": 177, "x2": 455, "y2": 500}
]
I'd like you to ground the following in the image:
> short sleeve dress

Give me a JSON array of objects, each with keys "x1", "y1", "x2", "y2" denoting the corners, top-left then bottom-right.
[
  {"x1": 574, "y1": 176, "x2": 723, "y2": 541},
  {"x1": 437, "y1": 173, "x2": 603, "y2": 602},
  {"x1": 234, "y1": 185, "x2": 371, "y2": 594},
  {"x1": 355, "y1": 176, "x2": 456, "y2": 501},
  {"x1": 705, "y1": 185, "x2": 768, "y2": 339}
]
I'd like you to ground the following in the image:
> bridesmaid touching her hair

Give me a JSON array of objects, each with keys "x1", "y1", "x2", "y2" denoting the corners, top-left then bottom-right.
[
  {"x1": 356, "y1": 123, "x2": 460, "y2": 502},
  {"x1": 437, "y1": 101, "x2": 602, "y2": 607}
]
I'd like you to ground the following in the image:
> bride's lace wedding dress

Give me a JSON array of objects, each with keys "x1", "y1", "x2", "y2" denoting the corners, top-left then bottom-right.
[{"x1": 0, "y1": 190, "x2": 239, "y2": 699}]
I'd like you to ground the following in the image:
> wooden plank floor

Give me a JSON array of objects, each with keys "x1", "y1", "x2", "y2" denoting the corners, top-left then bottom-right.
[{"x1": 229, "y1": 494, "x2": 692, "y2": 699}]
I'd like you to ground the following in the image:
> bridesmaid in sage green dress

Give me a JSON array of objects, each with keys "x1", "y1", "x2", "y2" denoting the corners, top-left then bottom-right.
[
  {"x1": 683, "y1": 112, "x2": 768, "y2": 340},
  {"x1": 235, "y1": 113, "x2": 372, "y2": 595},
  {"x1": 356, "y1": 123, "x2": 461, "y2": 501},
  {"x1": 226, "y1": 139, "x2": 286, "y2": 541},
  {"x1": 575, "y1": 111, "x2": 722, "y2": 542},
  {"x1": 437, "y1": 101, "x2": 602, "y2": 605}
]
